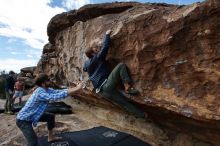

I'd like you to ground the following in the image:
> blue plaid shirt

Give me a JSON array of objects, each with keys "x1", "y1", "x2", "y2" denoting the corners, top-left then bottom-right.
[
  {"x1": 16, "y1": 87, "x2": 68, "y2": 126},
  {"x1": 83, "y1": 34, "x2": 111, "y2": 89}
]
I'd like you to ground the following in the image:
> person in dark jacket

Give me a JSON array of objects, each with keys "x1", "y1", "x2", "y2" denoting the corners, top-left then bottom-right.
[
  {"x1": 4, "y1": 70, "x2": 16, "y2": 114},
  {"x1": 83, "y1": 30, "x2": 147, "y2": 118}
]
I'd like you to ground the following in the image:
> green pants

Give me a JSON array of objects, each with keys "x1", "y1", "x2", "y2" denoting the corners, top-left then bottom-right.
[
  {"x1": 4, "y1": 91, "x2": 13, "y2": 112},
  {"x1": 100, "y1": 63, "x2": 145, "y2": 118}
]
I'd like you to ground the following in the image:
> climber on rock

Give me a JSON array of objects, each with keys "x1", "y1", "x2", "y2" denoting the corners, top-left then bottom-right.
[
  {"x1": 16, "y1": 73, "x2": 84, "y2": 146},
  {"x1": 83, "y1": 29, "x2": 147, "y2": 119}
]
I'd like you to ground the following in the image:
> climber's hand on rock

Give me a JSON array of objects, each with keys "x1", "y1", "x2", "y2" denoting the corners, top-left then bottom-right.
[
  {"x1": 106, "y1": 29, "x2": 112, "y2": 35},
  {"x1": 76, "y1": 82, "x2": 84, "y2": 90}
]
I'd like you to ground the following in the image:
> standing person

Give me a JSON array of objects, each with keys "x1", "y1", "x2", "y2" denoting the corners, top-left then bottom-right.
[
  {"x1": 16, "y1": 73, "x2": 84, "y2": 146},
  {"x1": 83, "y1": 30, "x2": 147, "y2": 119},
  {"x1": 4, "y1": 70, "x2": 16, "y2": 114},
  {"x1": 12, "y1": 77, "x2": 25, "y2": 106}
]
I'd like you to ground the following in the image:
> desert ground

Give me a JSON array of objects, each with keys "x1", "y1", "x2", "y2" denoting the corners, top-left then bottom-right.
[{"x1": 0, "y1": 96, "x2": 156, "y2": 146}]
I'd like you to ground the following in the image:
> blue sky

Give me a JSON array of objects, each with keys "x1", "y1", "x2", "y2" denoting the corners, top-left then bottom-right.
[{"x1": 0, "y1": 0, "x2": 204, "y2": 73}]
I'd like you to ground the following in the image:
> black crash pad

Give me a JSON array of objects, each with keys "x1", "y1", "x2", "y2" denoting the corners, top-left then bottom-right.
[
  {"x1": 38, "y1": 126, "x2": 151, "y2": 146},
  {"x1": 0, "y1": 102, "x2": 72, "y2": 114},
  {"x1": 45, "y1": 102, "x2": 72, "y2": 114},
  {"x1": 0, "y1": 109, "x2": 4, "y2": 113},
  {"x1": 11, "y1": 105, "x2": 23, "y2": 113}
]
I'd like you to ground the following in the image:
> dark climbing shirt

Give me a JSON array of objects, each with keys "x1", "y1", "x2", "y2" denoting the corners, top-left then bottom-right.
[
  {"x1": 5, "y1": 75, "x2": 15, "y2": 92},
  {"x1": 83, "y1": 34, "x2": 111, "y2": 89}
]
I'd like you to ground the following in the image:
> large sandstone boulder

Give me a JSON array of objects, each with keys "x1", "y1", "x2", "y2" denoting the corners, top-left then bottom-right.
[{"x1": 36, "y1": 0, "x2": 220, "y2": 145}]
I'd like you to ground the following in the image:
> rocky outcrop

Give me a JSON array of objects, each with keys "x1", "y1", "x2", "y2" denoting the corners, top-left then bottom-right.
[
  {"x1": 47, "y1": 2, "x2": 143, "y2": 44},
  {"x1": 20, "y1": 66, "x2": 36, "y2": 74},
  {"x1": 36, "y1": 0, "x2": 220, "y2": 145},
  {"x1": 19, "y1": 67, "x2": 36, "y2": 88}
]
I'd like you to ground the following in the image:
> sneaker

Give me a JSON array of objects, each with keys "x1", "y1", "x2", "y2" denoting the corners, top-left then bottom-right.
[
  {"x1": 119, "y1": 90, "x2": 131, "y2": 98},
  {"x1": 126, "y1": 87, "x2": 139, "y2": 95},
  {"x1": 6, "y1": 111, "x2": 14, "y2": 115}
]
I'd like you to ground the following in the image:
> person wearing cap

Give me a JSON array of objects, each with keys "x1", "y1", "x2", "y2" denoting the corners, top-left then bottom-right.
[
  {"x1": 4, "y1": 70, "x2": 16, "y2": 114},
  {"x1": 16, "y1": 73, "x2": 84, "y2": 146},
  {"x1": 83, "y1": 30, "x2": 147, "y2": 119}
]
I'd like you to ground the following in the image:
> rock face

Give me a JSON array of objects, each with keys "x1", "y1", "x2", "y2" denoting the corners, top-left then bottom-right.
[
  {"x1": 35, "y1": 1, "x2": 220, "y2": 145},
  {"x1": 19, "y1": 66, "x2": 36, "y2": 88}
]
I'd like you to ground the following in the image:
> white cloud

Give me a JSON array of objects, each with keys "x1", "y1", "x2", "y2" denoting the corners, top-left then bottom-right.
[
  {"x1": 7, "y1": 38, "x2": 17, "y2": 43},
  {"x1": 24, "y1": 49, "x2": 42, "y2": 59},
  {"x1": 27, "y1": 54, "x2": 33, "y2": 58},
  {"x1": 62, "y1": 0, "x2": 92, "y2": 10},
  {"x1": 0, "y1": 0, "x2": 66, "y2": 49},
  {"x1": 11, "y1": 51, "x2": 20, "y2": 55},
  {"x1": 9, "y1": 49, "x2": 41, "y2": 58},
  {"x1": 0, "y1": 58, "x2": 38, "y2": 73}
]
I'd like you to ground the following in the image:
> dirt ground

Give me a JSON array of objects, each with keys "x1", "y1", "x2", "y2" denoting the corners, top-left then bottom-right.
[
  {"x1": 0, "y1": 99, "x2": 103, "y2": 146},
  {"x1": 0, "y1": 97, "x2": 213, "y2": 146},
  {"x1": 0, "y1": 97, "x2": 159, "y2": 146}
]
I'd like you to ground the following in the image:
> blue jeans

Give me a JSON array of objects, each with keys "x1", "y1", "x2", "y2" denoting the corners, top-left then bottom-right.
[
  {"x1": 16, "y1": 120, "x2": 37, "y2": 146},
  {"x1": 16, "y1": 112, "x2": 55, "y2": 146}
]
